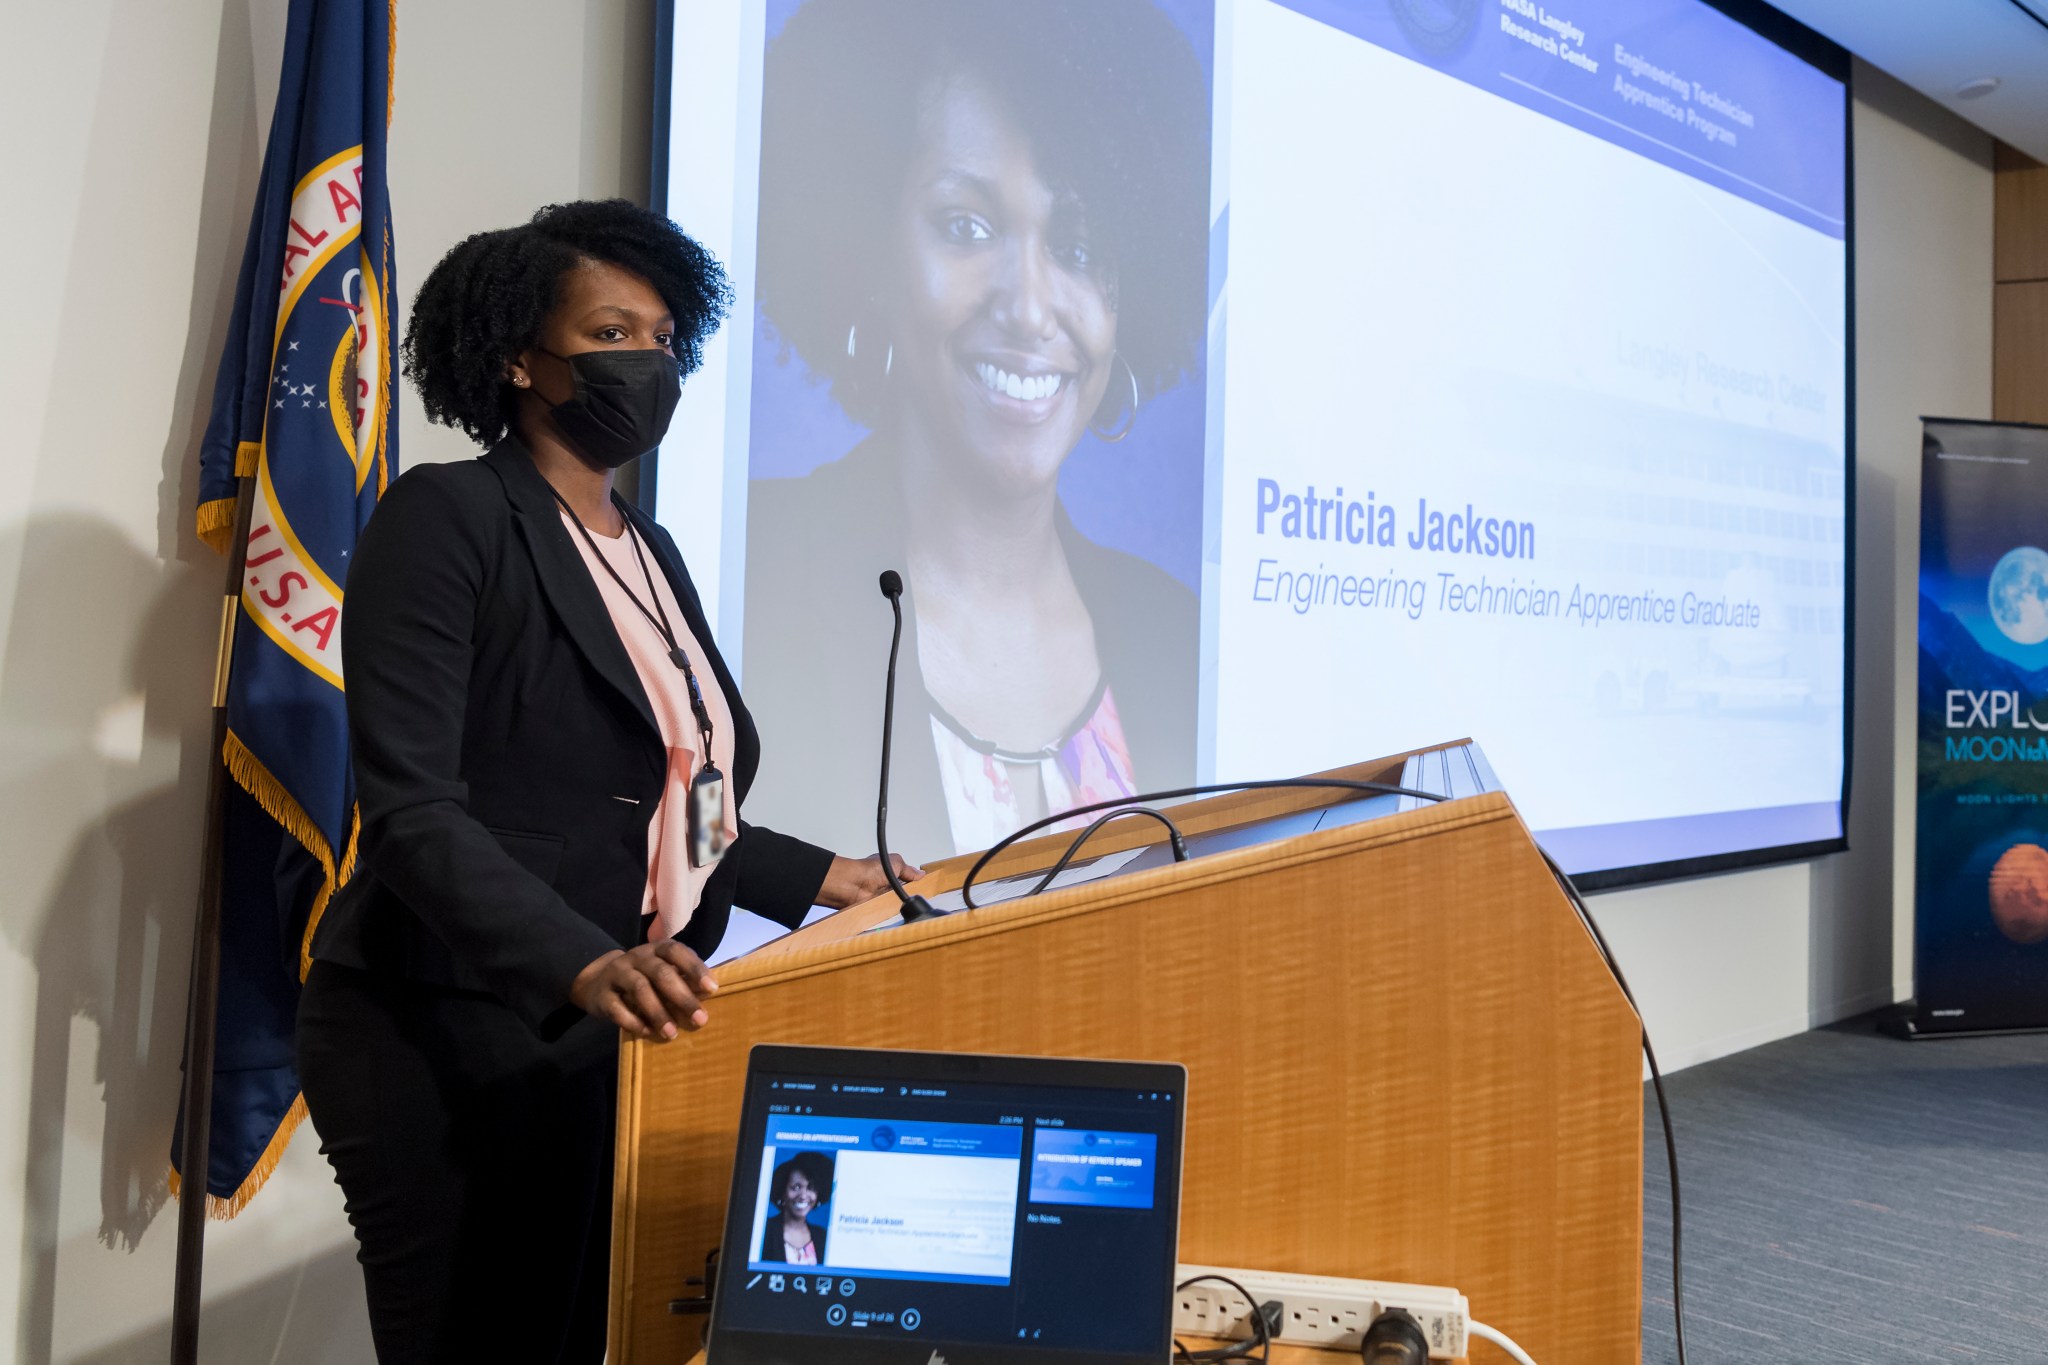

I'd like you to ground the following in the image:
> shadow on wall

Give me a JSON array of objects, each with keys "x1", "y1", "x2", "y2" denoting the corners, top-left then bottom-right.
[
  {"x1": 4, "y1": 0, "x2": 246, "y2": 1350},
  {"x1": 68, "y1": 1245, "x2": 374, "y2": 1365},
  {"x1": 0, "y1": 514, "x2": 217, "y2": 1362},
  {"x1": 4, "y1": 0, "x2": 319, "y2": 1357}
]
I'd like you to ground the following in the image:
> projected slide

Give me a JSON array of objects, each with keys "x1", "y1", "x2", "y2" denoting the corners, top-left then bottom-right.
[
  {"x1": 1029, "y1": 1128, "x2": 1160, "y2": 1209},
  {"x1": 746, "y1": 1119, "x2": 1024, "y2": 1284},
  {"x1": 658, "y1": 0, "x2": 1848, "y2": 879}
]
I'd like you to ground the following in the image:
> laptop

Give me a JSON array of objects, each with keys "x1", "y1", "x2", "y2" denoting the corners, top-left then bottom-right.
[{"x1": 707, "y1": 1045, "x2": 1188, "y2": 1365}]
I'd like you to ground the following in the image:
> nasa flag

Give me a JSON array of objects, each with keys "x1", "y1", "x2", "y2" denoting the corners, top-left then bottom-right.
[
  {"x1": 177, "y1": 0, "x2": 396, "y2": 1213},
  {"x1": 1909, "y1": 418, "x2": 2048, "y2": 1035}
]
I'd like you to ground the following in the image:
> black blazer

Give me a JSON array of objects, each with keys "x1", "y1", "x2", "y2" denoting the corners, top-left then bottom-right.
[
  {"x1": 758, "y1": 1215, "x2": 826, "y2": 1264},
  {"x1": 313, "y1": 440, "x2": 835, "y2": 1037}
]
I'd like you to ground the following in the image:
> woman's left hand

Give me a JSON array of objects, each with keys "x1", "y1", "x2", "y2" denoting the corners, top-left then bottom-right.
[{"x1": 818, "y1": 853, "x2": 925, "y2": 909}]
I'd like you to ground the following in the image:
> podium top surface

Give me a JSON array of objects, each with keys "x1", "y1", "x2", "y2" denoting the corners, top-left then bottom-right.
[{"x1": 733, "y1": 741, "x2": 1503, "y2": 974}]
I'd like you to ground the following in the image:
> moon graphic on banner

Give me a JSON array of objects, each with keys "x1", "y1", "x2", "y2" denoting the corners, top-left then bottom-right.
[
  {"x1": 1987, "y1": 546, "x2": 2048, "y2": 645},
  {"x1": 1988, "y1": 843, "x2": 2048, "y2": 945}
]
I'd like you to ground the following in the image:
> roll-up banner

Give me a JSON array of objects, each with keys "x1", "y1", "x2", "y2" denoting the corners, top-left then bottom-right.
[{"x1": 1907, "y1": 417, "x2": 2048, "y2": 1036}]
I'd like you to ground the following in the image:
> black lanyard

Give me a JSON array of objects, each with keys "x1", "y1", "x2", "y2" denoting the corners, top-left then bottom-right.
[{"x1": 551, "y1": 489, "x2": 717, "y2": 759}]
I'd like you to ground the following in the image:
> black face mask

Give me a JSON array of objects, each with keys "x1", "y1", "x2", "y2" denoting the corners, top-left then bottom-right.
[{"x1": 535, "y1": 347, "x2": 681, "y2": 468}]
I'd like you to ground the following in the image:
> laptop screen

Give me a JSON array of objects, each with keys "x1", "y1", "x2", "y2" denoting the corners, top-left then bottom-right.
[{"x1": 708, "y1": 1046, "x2": 1186, "y2": 1365}]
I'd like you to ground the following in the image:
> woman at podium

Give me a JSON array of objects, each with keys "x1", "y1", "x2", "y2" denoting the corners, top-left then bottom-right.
[
  {"x1": 295, "y1": 199, "x2": 916, "y2": 1365},
  {"x1": 741, "y1": 0, "x2": 1212, "y2": 860}
]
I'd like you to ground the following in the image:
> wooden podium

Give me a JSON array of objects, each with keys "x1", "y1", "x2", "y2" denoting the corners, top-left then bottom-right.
[{"x1": 608, "y1": 743, "x2": 1644, "y2": 1363}]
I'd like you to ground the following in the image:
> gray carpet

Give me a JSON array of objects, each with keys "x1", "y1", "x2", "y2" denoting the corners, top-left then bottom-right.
[{"x1": 1638, "y1": 1017, "x2": 2048, "y2": 1364}]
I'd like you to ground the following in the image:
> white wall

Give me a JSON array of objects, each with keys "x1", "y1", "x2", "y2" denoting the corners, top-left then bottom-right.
[
  {"x1": 1588, "y1": 60, "x2": 1995, "y2": 1072},
  {"x1": 0, "y1": 2, "x2": 651, "y2": 1361},
  {"x1": 0, "y1": 14, "x2": 1995, "y2": 1365},
  {"x1": 394, "y1": 2, "x2": 657, "y2": 472}
]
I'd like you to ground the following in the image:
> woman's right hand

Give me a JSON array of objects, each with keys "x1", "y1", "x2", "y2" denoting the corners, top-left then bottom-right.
[{"x1": 569, "y1": 942, "x2": 718, "y2": 1041}]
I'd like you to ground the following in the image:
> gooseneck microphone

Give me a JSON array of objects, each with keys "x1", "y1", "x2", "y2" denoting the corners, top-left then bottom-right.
[{"x1": 877, "y1": 571, "x2": 939, "y2": 922}]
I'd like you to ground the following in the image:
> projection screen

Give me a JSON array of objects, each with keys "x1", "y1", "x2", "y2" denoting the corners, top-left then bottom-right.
[{"x1": 651, "y1": 0, "x2": 1852, "y2": 890}]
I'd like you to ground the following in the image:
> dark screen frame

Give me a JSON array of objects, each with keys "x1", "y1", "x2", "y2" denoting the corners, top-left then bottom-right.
[
  {"x1": 1571, "y1": 0, "x2": 1855, "y2": 892},
  {"x1": 707, "y1": 1045, "x2": 1188, "y2": 1365},
  {"x1": 644, "y1": 0, "x2": 1858, "y2": 894}
]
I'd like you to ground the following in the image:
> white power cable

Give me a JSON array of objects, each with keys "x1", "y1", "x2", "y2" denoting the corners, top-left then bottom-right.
[{"x1": 1469, "y1": 1320, "x2": 1540, "y2": 1365}]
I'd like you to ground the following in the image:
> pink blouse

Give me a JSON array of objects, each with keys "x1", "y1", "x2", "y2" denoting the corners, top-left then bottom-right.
[{"x1": 561, "y1": 510, "x2": 737, "y2": 942}]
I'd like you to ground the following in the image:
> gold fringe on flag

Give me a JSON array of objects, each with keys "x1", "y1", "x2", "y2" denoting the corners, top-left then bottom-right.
[
  {"x1": 378, "y1": 226, "x2": 393, "y2": 498},
  {"x1": 167, "y1": 1094, "x2": 310, "y2": 1221},
  {"x1": 195, "y1": 499, "x2": 237, "y2": 556},
  {"x1": 301, "y1": 808, "x2": 361, "y2": 980},
  {"x1": 220, "y1": 731, "x2": 362, "y2": 981},
  {"x1": 386, "y1": 0, "x2": 398, "y2": 130},
  {"x1": 166, "y1": 735, "x2": 360, "y2": 1218},
  {"x1": 223, "y1": 731, "x2": 340, "y2": 913},
  {"x1": 195, "y1": 442, "x2": 263, "y2": 554}
]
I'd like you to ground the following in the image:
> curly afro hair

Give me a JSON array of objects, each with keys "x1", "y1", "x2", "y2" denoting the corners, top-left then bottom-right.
[
  {"x1": 770, "y1": 1150, "x2": 835, "y2": 1205},
  {"x1": 402, "y1": 199, "x2": 732, "y2": 447},
  {"x1": 756, "y1": 0, "x2": 1210, "y2": 427}
]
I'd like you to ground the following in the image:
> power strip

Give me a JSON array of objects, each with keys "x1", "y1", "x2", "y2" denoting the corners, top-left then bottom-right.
[{"x1": 1174, "y1": 1263, "x2": 1469, "y2": 1359}]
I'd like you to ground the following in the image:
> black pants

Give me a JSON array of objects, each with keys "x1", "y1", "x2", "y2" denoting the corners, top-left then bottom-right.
[{"x1": 297, "y1": 961, "x2": 618, "y2": 1364}]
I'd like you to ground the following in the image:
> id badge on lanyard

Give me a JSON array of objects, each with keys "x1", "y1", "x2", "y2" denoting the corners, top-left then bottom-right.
[
  {"x1": 549, "y1": 488, "x2": 733, "y2": 873},
  {"x1": 688, "y1": 760, "x2": 728, "y2": 869}
]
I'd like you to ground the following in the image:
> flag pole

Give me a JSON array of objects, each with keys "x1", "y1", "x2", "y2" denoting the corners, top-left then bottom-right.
[{"x1": 169, "y1": 469, "x2": 258, "y2": 1365}]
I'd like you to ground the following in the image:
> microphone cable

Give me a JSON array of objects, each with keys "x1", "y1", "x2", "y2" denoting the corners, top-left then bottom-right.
[
  {"x1": 1022, "y1": 805, "x2": 1193, "y2": 895},
  {"x1": 958, "y1": 777, "x2": 1447, "y2": 909}
]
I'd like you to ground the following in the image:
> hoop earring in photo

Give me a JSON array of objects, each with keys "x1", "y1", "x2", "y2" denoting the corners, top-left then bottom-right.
[
  {"x1": 1090, "y1": 350, "x2": 1139, "y2": 443},
  {"x1": 846, "y1": 323, "x2": 892, "y2": 378}
]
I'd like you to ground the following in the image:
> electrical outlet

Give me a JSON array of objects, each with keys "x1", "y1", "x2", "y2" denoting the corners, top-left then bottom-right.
[{"x1": 1173, "y1": 1263, "x2": 1469, "y2": 1358}]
